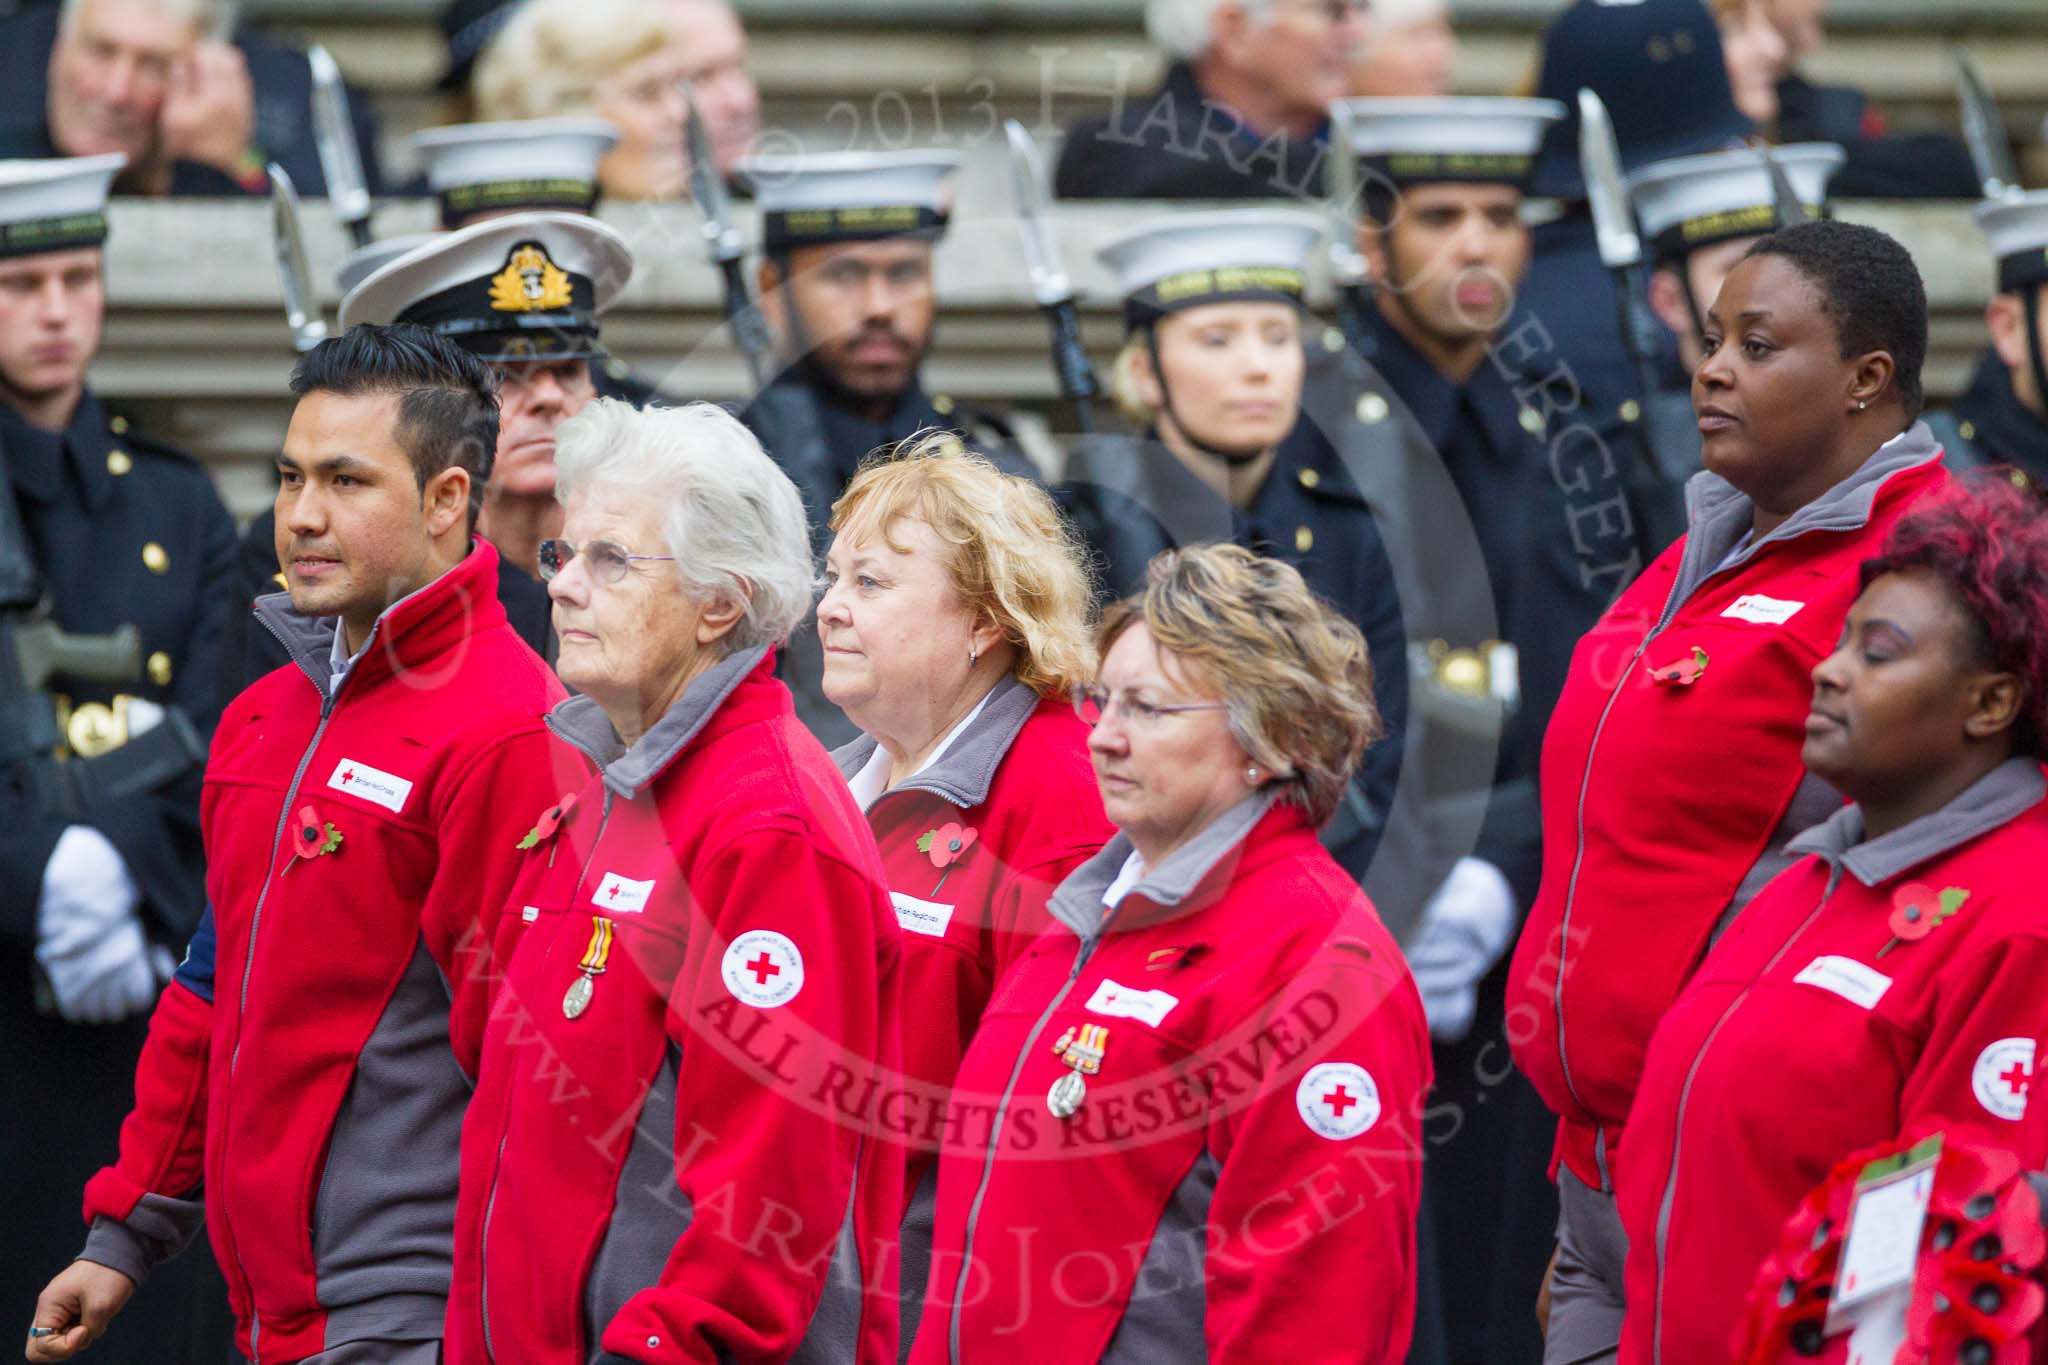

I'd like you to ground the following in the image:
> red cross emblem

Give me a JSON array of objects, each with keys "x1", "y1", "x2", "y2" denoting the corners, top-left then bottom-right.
[
  {"x1": 342, "y1": 768, "x2": 356, "y2": 783},
  {"x1": 2003, "y1": 1061, "x2": 2031, "y2": 1095},
  {"x1": 745, "y1": 951, "x2": 781, "y2": 986},
  {"x1": 1323, "y1": 1084, "x2": 1358, "y2": 1117}
]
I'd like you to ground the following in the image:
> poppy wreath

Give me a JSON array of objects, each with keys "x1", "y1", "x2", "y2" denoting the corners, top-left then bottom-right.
[{"x1": 1733, "y1": 1125, "x2": 2045, "y2": 1364}]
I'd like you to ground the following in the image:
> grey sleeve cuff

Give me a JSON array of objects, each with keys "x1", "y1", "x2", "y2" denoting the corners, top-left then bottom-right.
[
  {"x1": 79, "y1": 1191, "x2": 206, "y2": 1287},
  {"x1": 79, "y1": 1216, "x2": 151, "y2": 1287}
]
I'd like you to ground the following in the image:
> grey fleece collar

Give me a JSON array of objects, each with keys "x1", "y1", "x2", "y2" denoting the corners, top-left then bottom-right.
[
  {"x1": 1786, "y1": 758, "x2": 2045, "y2": 887},
  {"x1": 1671, "y1": 423, "x2": 1942, "y2": 607},
  {"x1": 1046, "y1": 790, "x2": 1278, "y2": 939},
  {"x1": 829, "y1": 676, "x2": 1041, "y2": 809},
  {"x1": 546, "y1": 645, "x2": 769, "y2": 799}
]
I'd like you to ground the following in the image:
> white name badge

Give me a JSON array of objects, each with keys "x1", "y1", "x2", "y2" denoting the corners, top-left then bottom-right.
[
  {"x1": 1794, "y1": 956, "x2": 1893, "y2": 1011},
  {"x1": 592, "y1": 873, "x2": 654, "y2": 914},
  {"x1": 889, "y1": 891, "x2": 955, "y2": 939},
  {"x1": 1084, "y1": 978, "x2": 1180, "y2": 1028},
  {"x1": 1722, "y1": 593, "x2": 1807, "y2": 626},
  {"x1": 326, "y1": 758, "x2": 414, "y2": 814}
]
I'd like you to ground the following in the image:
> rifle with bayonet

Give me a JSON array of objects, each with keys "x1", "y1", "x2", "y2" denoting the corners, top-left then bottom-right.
[
  {"x1": 268, "y1": 163, "x2": 330, "y2": 354},
  {"x1": 1325, "y1": 100, "x2": 1375, "y2": 361},
  {"x1": 1003, "y1": 119, "x2": 1099, "y2": 434},
  {"x1": 308, "y1": 44, "x2": 374, "y2": 250},
  {"x1": 1578, "y1": 87, "x2": 1689, "y2": 562},
  {"x1": 1952, "y1": 46, "x2": 2022, "y2": 203},
  {"x1": 685, "y1": 81, "x2": 772, "y2": 392}
]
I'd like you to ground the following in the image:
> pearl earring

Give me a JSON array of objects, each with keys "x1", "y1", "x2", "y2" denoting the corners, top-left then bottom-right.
[
  {"x1": 1245, "y1": 765, "x2": 1261, "y2": 786},
  {"x1": 970, "y1": 647, "x2": 979, "y2": 666},
  {"x1": 1856, "y1": 400, "x2": 1868, "y2": 411}
]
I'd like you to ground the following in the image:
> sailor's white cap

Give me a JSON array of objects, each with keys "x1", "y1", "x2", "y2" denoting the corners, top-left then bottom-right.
[
  {"x1": 735, "y1": 149, "x2": 963, "y2": 253},
  {"x1": 1628, "y1": 143, "x2": 1844, "y2": 261},
  {"x1": 0, "y1": 154, "x2": 124, "y2": 258},
  {"x1": 1096, "y1": 208, "x2": 1324, "y2": 324},
  {"x1": 408, "y1": 118, "x2": 619, "y2": 227}
]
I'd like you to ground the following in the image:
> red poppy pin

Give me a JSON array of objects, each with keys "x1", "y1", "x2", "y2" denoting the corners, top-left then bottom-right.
[
  {"x1": 517, "y1": 791, "x2": 579, "y2": 851},
  {"x1": 916, "y1": 822, "x2": 978, "y2": 894},
  {"x1": 290, "y1": 803, "x2": 342, "y2": 861},
  {"x1": 1878, "y1": 882, "x2": 1971, "y2": 958},
  {"x1": 1648, "y1": 645, "x2": 1709, "y2": 686}
]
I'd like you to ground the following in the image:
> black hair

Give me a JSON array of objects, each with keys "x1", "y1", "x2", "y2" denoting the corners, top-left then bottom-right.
[
  {"x1": 1742, "y1": 220, "x2": 1929, "y2": 421},
  {"x1": 288, "y1": 323, "x2": 501, "y2": 530}
]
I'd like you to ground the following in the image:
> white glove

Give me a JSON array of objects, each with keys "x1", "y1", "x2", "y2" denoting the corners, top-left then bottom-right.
[
  {"x1": 1405, "y1": 856, "x2": 1517, "y2": 1044},
  {"x1": 36, "y1": 826, "x2": 163, "y2": 1025}
]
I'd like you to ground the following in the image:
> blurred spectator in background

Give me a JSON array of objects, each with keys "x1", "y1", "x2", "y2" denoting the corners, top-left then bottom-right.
[
  {"x1": 1768, "y1": 0, "x2": 1978, "y2": 196},
  {"x1": 663, "y1": 0, "x2": 760, "y2": 181},
  {"x1": 1711, "y1": 0, "x2": 1789, "y2": 129},
  {"x1": 0, "y1": 0, "x2": 386, "y2": 198},
  {"x1": 1347, "y1": 0, "x2": 1457, "y2": 99},
  {"x1": 471, "y1": 0, "x2": 688, "y2": 201},
  {"x1": 1055, "y1": 0, "x2": 1367, "y2": 200}
]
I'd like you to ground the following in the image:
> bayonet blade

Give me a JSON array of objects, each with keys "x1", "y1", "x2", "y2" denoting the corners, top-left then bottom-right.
[
  {"x1": 307, "y1": 45, "x2": 372, "y2": 245},
  {"x1": 1754, "y1": 141, "x2": 1806, "y2": 230},
  {"x1": 1577, "y1": 88, "x2": 1643, "y2": 272},
  {"x1": 1324, "y1": 101, "x2": 1369, "y2": 289},
  {"x1": 1951, "y1": 45, "x2": 2022, "y2": 201},
  {"x1": 1004, "y1": 120, "x2": 1071, "y2": 308},
  {"x1": 683, "y1": 81, "x2": 745, "y2": 265},
  {"x1": 267, "y1": 163, "x2": 328, "y2": 354}
]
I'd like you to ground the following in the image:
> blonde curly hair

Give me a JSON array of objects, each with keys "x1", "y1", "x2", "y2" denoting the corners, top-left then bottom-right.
[
  {"x1": 471, "y1": 0, "x2": 677, "y2": 122},
  {"x1": 829, "y1": 432, "x2": 1097, "y2": 698},
  {"x1": 1097, "y1": 543, "x2": 1381, "y2": 826}
]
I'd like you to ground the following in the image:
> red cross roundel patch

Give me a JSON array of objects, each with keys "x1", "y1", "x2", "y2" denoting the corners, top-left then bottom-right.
[
  {"x1": 1971, "y1": 1036, "x2": 2034, "y2": 1122},
  {"x1": 721, "y1": 929, "x2": 805, "y2": 1009},
  {"x1": 1295, "y1": 1061, "x2": 1381, "y2": 1140}
]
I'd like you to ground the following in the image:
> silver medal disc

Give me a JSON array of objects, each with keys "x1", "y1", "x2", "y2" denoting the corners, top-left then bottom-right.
[
  {"x1": 563, "y1": 973, "x2": 594, "y2": 1019},
  {"x1": 1047, "y1": 1068, "x2": 1086, "y2": 1119}
]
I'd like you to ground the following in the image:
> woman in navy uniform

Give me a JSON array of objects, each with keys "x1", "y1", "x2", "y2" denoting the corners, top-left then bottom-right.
[{"x1": 0, "y1": 154, "x2": 237, "y2": 1364}]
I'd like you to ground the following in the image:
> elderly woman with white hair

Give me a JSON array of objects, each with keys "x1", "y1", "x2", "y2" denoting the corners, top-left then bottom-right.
[{"x1": 446, "y1": 399, "x2": 906, "y2": 1365}]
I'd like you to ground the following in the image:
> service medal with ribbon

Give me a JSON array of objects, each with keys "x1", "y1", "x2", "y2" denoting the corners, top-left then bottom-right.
[
  {"x1": 564, "y1": 916, "x2": 614, "y2": 1020},
  {"x1": 1047, "y1": 1022, "x2": 1109, "y2": 1119}
]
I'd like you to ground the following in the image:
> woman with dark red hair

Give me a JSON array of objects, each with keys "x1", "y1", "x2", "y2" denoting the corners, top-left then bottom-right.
[{"x1": 1612, "y1": 474, "x2": 2048, "y2": 1365}]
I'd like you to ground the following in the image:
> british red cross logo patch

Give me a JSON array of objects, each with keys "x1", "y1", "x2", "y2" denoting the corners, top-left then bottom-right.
[
  {"x1": 720, "y1": 929, "x2": 805, "y2": 1010},
  {"x1": 1971, "y1": 1037, "x2": 2034, "y2": 1122},
  {"x1": 1294, "y1": 1061, "x2": 1382, "y2": 1140}
]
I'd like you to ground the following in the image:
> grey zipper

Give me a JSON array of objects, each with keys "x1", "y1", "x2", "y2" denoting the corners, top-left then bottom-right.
[
  {"x1": 947, "y1": 915, "x2": 1117, "y2": 1364},
  {"x1": 222, "y1": 614, "x2": 366, "y2": 1359},
  {"x1": 1550, "y1": 550, "x2": 1739, "y2": 1193},
  {"x1": 1648, "y1": 864, "x2": 1843, "y2": 1364},
  {"x1": 480, "y1": 787, "x2": 616, "y2": 1363}
]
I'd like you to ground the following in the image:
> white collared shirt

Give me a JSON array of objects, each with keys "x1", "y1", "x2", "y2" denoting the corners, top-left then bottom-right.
[
  {"x1": 328, "y1": 620, "x2": 368, "y2": 695},
  {"x1": 848, "y1": 685, "x2": 997, "y2": 812}
]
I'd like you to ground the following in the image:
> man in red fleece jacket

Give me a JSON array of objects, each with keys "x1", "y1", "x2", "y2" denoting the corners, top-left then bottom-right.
[{"x1": 27, "y1": 324, "x2": 566, "y2": 1364}]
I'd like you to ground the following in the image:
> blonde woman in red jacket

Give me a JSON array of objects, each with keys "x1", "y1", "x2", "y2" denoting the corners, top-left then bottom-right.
[
  {"x1": 1505, "y1": 219, "x2": 1951, "y2": 1362},
  {"x1": 817, "y1": 434, "x2": 1111, "y2": 1354},
  {"x1": 912, "y1": 544, "x2": 1431, "y2": 1364},
  {"x1": 1617, "y1": 475, "x2": 2048, "y2": 1364}
]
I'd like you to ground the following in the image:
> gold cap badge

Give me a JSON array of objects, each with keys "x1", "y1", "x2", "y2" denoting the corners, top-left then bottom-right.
[{"x1": 488, "y1": 243, "x2": 574, "y2": 314}]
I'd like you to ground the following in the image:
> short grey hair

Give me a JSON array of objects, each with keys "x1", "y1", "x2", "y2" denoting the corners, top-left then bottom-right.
[
  {"x1": 1145, "y1": 0, "x2": 1269, "y2": 60},
  {"x1": 553, "y1": 399, "x2": 815, "y2": 652},
  {"x1": 60, "y1": 0, "x2": 228, "y2": 40}
]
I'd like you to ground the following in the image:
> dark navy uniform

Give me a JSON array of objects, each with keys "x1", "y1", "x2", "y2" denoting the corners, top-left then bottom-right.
[
  {"x1": 0, "y1": 392, "x2": 239, "y2": 1365},
  {"x1": 1052, "y1": 60, "x2": 1328, "y2": 202},
  {"x1": 1926, "y1": 349, "x2": 2048, "y2": 482}
]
